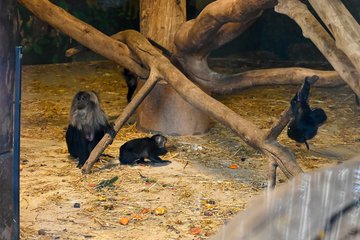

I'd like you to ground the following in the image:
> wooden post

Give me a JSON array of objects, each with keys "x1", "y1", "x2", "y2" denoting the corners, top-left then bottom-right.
[
  {"x1": 0, "y1": 0, "x2": 17, "y2": 238},
  {"x1": 137, "y1": 0, "x2": 211, "y2": 135}
]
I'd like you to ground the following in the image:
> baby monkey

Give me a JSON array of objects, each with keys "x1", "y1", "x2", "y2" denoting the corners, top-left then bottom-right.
[
  {"x1": 119, "y1": 134, "x2": 170, "y2": 165},
  {"x1": 287, "y1": 76, "x2": 327, "y2": 149}
]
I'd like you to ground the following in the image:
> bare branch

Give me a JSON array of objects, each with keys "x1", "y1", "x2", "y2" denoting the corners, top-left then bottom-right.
[
  {"x1": 308, "y1": 0, "x2": 360, "y2": 76},
  {"x1": 175, "y1": 0, "x2": 276, "y2": 54},
  {"x1": 18, "y1": 0, "x2": 147, "y2": 78},
  {"x1": 172, "y1": 0, "x2": 343, "y2": 94},
  {"x1": 275, "y1": 0, "x2": 360, "y2": 97}
]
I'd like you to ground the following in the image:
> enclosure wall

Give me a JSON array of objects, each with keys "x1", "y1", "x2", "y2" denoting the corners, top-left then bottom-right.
[{"x1": 0, "y1": 0, "x2": 17, "y2": 239}]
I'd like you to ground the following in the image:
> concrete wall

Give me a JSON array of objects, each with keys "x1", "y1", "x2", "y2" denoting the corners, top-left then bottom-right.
[{"x1": 0, "y1": 0, "x2": 17, "y2": 239}]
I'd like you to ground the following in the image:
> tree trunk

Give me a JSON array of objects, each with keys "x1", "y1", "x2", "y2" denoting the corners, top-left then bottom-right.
[
  {"x1": 0, "y1": 0, "x2": 17, "y2": 238},
  {"x1": 136, "y1": 0, "x2": 211, "y2": 135}
]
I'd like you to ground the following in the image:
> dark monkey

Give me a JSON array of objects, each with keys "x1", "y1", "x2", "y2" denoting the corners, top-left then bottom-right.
[
  {"x1": 122, "y1": 38, "x2": 174, "y2": 102},
  {"x1": 123, "y1": 68, "x2": 137, "y2": 103},
  {"x1": 119, "y1": 134, "x2": 170, "y2": 165},
  {"x1": 287, "y1": 76, "x2": 327, "y2": 149},
  {"x1": 66, "y1": 91, "x2": 115, "y2": 168}
]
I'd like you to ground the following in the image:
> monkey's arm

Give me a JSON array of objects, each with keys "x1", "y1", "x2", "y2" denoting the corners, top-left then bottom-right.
[
  {"x1": 298, "y1": 77, "x2": 311, "y2": 102},
  {"x1": 65, "y1": 125, "x2": 79, "y2": 158},
  {"x1": 105, "y1": 122, "x2": 116, "y2": 139},
  {"x1": 148, "y1": 156, "x2": 171, "y2": 163},
  {"x1": 77, "y1": 137, "x2": 92, "y2": 168},
  {"x1": 154, "y1": 147, "x2": 168, "y2": 156}
]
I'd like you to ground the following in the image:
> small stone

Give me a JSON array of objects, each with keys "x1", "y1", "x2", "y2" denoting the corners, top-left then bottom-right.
[
  {"x1": 74, "y1": 203, "x2": 81, "y2": 208},
  {"x1": 38, "y1": 229, "x2": 46, "y2": 235},
  {"x1": 204, "y1": 210, "x2": 213, "y2": 216}
]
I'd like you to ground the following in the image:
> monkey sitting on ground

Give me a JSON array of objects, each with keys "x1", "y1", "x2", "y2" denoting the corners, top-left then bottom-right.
[
  {"x1": 66, "y1": 91, "x2": 115, "y2": 168},
  {"x1": 119, "y1": 134, "x2": 171, "y2": 165},
  {"x1": 287, "y1": 76, "x2": 327, "y2": 149}
]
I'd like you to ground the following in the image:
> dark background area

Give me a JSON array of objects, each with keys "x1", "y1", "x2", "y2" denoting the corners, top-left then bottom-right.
[{"x1": 18, "y1": 0, "x2": 360, "y2": 65}]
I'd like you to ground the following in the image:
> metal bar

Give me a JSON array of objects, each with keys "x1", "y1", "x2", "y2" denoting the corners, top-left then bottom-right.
[{"x1": 13, "y1": 46, "x2": 22, "y2": 240}]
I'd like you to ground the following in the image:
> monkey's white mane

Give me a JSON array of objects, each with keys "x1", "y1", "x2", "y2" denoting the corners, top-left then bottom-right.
[{"x1": 69, "y1": 91, "x2": 108, "y2": 133}]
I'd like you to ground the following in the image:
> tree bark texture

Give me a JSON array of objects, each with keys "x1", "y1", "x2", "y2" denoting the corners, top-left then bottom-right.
[
  {"x1": 275, "y1": 0, "x2": 360, "y2": 97},
  {"x1": 137, "y1": 0, "x2": 210, "y2": 135},
  {"x1": 308, "y1": 0, "x2": 360, "y2": 76},
  {"x1": 0, "y1": 0, "x2": 17, "y2": 238},
  {"x1": 18, "y1": 0, "x2": 147, "y2": 79},
  {"x1": 170, "y1": 0, "x2": 344, "y2": 94}
]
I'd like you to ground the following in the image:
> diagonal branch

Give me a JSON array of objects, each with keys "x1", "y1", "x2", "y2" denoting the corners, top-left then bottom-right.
[
  {"x1": 82, "y1": 69, "x2": 160, "y2": 173},
  {"x1": 275, "y1": 0, "x2": 360, "y2": 97},
  {"x1": 308, "y1": 0, "x2": 360, "y2": 76},
  {"x1": 18, "y1": 0, "x2": 148, "y2": 78}
]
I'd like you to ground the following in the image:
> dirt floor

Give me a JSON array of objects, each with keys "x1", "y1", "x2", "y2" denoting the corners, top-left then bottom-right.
[{"x1": 20, "y1": 61, "x2": 360, "y2": 239}]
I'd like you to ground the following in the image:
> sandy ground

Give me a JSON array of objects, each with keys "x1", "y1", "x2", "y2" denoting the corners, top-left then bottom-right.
[{"x1": 20, "y1": 61, "x2": 360, "y2": 239}]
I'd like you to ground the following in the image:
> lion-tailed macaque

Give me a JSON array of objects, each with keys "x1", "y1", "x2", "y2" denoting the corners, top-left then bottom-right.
[{"x1": 66, "y1": 91, "x2": 115, "y2": 168}]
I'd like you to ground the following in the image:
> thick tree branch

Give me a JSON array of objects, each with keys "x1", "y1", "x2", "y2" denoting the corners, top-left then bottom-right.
[
  {"x1": 275, "y1": 0, "x2": 360, "y2": 97},
  {"x1": 188, "y1": 66, "x2": 343, "y2": 94},
  {"x1": 175, "y1": 0, "x2": 276, "y2": 53},
  {"x1": 308, "y1": 0, "x2": 360, "y2": 76},
  {"x1": 18, "y1": 0, "x2": 148, "y2": 78},
  {"x1": 172, "y1": 0, "x2": 343, "y2": 94}
]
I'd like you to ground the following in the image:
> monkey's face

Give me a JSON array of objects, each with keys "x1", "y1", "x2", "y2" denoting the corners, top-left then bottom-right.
[
  {"x1": 152, "y1": 134, "x2": 167, "y2": 148},
  {"x1": 73, "y1": 91, "x2": 99, "y2": 110}
]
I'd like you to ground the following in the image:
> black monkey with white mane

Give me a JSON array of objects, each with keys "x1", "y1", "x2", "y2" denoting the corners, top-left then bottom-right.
[{"x1": 66, "y1": 91, "x2": 114, "y2": 168}]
